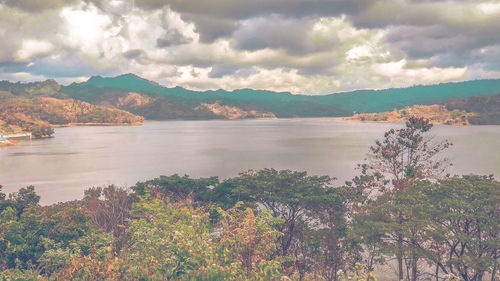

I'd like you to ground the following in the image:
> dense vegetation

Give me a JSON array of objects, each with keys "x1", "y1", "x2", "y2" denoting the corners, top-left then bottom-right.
[
  {"x1": 445, "y1": 93, "x2": 500, "y2": 125},
  {"x1": 1, "y1": 118, "x2": 498, "y2": 280}
]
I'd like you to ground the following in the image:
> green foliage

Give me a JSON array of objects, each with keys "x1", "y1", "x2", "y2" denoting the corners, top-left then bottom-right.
[
  {"x1": 227, "y1": 169, "x2": 333, "y2": 256},
  {"x1": 132, "y1": 174, "x2": 218, "y2": 204},
  {"x1": 113, "y1": 197, "x2": 286, "y2": 280}
]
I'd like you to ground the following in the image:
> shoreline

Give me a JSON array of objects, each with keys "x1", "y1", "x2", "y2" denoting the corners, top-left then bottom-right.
[
  {"x1": 0, "y1": 139, "x2": 20, "y2": 147},
  {"x1": 52, "y1": 121, "x2": 144, "y2": 128},
  {"x1": 0, "y1": 122, "x2": 144, "y2": 147},
  {"x1": 312, "y1": 118, "x2": 471, "y2": 126}
]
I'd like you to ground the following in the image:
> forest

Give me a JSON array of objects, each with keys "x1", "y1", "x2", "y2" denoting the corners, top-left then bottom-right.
[{"x1": 0, "y1": 117, "x2": 498, "y2": 281}]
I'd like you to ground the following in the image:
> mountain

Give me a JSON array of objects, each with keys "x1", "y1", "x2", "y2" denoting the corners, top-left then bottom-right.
[
  {"x1": 64, "y1": 74, "x2": 349, "y2": 119},
  {"x1": 313, "y1": 79, "x2": 500, "y2": 113},
  {"x1": 1, "y1": 75, "x2": 499, "y2": 123},
  {"x1": 63, "y1": 74, "x2": 500, "y2": 119}
]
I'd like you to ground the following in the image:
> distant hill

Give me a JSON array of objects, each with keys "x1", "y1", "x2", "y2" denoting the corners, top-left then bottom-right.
[
  {"x1": 63, "y1": 74, "x2": 500, "y2": 119},
  {"x1": 63, "y1": 74, "x2": 349, "y2": 119},
  {"x1": 0, "y1": 87, "x2": 143, "y2": 138},
  {"x1": 340, "y1": 93, "x2": 500, "y2": 125},
  {"x1": 446, "y1": 93, "x2": 500, "y2": 125},
  {"x1": 1, "y1": 75, "x2": 500, "y2": 122}
]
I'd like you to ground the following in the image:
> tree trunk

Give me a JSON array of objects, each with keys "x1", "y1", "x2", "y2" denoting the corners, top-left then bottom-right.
[
  {"x1": 411, "y1": 255, "x2": 418, "y2": 281},
  {"x1": 491, "y1": 259, "x2": 497, "y2": 281},
  {"x1": 435, "y1": 264, "x2": 439, "y2": 281},
  {"x1": 397, "y1": 249, "x2": 404, "y2": 281}
]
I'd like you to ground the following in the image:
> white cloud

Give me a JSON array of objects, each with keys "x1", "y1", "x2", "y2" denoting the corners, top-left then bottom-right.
[
  {"x1": 16, "y1": 39, "x2": 55, "y2": 61},
  {"x1": 372, "y1": 59, "x2": 467, "y2": 87},
  {"x1": 59, "y1": 3, "x2": 117, "y2": 55}
]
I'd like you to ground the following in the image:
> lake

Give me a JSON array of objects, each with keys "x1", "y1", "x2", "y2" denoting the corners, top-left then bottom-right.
[{"x1": 1, "y1": 119, "x2": 499, "y2": 205}]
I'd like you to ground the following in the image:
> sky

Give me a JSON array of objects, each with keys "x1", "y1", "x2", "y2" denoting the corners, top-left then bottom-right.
[{"x1": 0, "y1": 0, "x2": 499, "y2": 94}]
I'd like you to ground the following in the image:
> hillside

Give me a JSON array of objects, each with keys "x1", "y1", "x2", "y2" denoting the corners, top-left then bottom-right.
[
  {"x1": 0, "y1": 92, "x2": 143, "y2": 138},
  {"x1": 64, "y1": 74, "x2": 500, "y2": 118},
  {"x1": 341, "y1": 93, "x2": 500, "y2": 125},
  {"x1": 446, "y1": 93, "x2": 500, "y2": 125},
  {"x1": 63, "y1": 74, "x2": 349, "y2": 119},
  {"x1": 342, "y1": 105, "x2": 477, "y2": 125}
]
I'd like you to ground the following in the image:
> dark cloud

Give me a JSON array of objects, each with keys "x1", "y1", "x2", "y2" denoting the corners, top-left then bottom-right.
[
  {"x1": 123, "y1": 49, "x2": 143, "y2": 59},
  {"x1": 385, "y1": 20, "x2": 500, "y2": 70},
  {"x1": 180, "y1": 14, "x2": 239, "y2": 42},
  {"x1": 1, "y1": 0, "x2": 78, "y2": 12},
  {"x1": 133, "y1": 0, "x2": 376, "y2": 43},
  {"x1": 209, "y1": 65, "x2": 258, "y2": 78},
  {"x1": 156, "y1": 31, "x2": 192, "y2": 47},
  {"x1": 134, "y1": 0, "x2": 375, "y2": 19},
  {"x1": 239, "y1": 37, "x2": 268, "y2": 51},
  {"x1": 233, "y1": 16, "x2": 339, "y2": 55}
]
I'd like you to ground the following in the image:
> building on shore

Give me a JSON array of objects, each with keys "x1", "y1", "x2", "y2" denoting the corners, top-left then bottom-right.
[{"x1": 0, "y1": 133, "x2": 7, "y2": 143}]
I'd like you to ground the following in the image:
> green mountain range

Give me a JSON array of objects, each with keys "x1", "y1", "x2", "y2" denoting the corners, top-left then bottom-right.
[
  {"x1": 1, "y1": 74, "x2": 500, "y2": 123},
  {"x1": 63, "y1": 74, "x2": 500, "y2": 118}
]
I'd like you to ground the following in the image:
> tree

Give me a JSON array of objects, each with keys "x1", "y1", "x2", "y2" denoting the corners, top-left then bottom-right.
[
  {"x1": 355, "y1": 116, "x2": 451, "y2": 195},
  {"x1": 118, "y1": 196, "x2": 286, "y2": 280},
  {"x1": 132, "y1": 174, "x2": 218, "y2": 204},
  {"x1": 301, "y1": 186, "x2": 364, "y2": 281},
  {"x1": 83, "y1": 185, "x2": 133, "y2": 239},
  {"x1": 354, "y1": 185, "x2": 431, "y2": 281},
  {"x1": 218, "y1": 203, "x2": 284, "y2": 280},
  {"x1": 30, "y1": 125, "x2": 54, "y2": 138},
  {"x1": 8, "y1": 185, "x2": 40, "y2": 215},
  {"x1": 353, "y1": 117, "x2": 451, "y2": 281},
  {"x1": 419, "y1": 176, "x2": 500, "y2": 281},
  {"x1": 230, "y1": 169, "x2": 332, "y2": 257},
  {"x1": 0, "y1": 185, "x2": 5, "y2": 201}
]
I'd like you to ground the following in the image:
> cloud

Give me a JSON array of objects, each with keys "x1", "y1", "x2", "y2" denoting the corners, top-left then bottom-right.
[
  {"x1": 372, "y1": 59, "x2": 467, "y2": 86},
  {"x1": 16, "y1": 40, "x2": 55, "y2": 61},
  {"x1": 0, "y1": 0, "x2": 498, "y2": 94},
  {"x1": 1, "y1": 0, "x2": 78, "y2": 12}
]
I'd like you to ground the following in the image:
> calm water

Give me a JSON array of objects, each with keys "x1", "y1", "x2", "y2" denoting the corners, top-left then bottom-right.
[{"x1": 1, "y1": 119, "x2": 499, "y2": 205}]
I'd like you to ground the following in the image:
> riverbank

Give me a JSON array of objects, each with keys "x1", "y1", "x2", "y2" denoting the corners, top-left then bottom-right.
[{"x1": 51, "y1": 121, "x2": 144, "y2": 128}]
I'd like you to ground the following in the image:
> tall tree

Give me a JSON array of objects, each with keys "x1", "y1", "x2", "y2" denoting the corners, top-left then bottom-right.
[
  {"x1": 353, "y1": 117, "x2": 451, "y2": 281},
  {"x1": 230, "y1": 169, "x2": 332, "y2": 257},
  {"x1": 419, "y1": 176, "x2": 500, "y2": 281}
]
